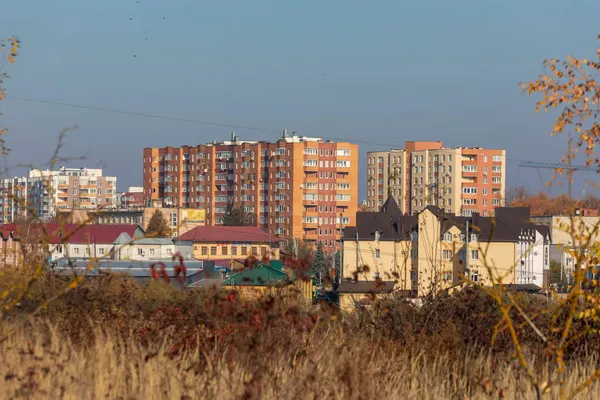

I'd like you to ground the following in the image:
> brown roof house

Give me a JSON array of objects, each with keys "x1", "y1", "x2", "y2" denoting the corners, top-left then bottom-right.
[
  {"x1": 175, "y1": 226, "x2": 280, "y2": 266},
  {"x1": 341, "y1": 198, "x2": 551, "y2": 302}
]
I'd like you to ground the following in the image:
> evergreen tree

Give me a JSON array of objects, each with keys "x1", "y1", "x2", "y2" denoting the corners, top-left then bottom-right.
[
  {"x1": 222, "y1": 201, "x2": 255, "y2": 226},
  {"x1": 311, "y1": 242, "x2": 328, "y2": 285},
  {"x1": 146, "y1": 209, "x2": 170, "y2": 238}
]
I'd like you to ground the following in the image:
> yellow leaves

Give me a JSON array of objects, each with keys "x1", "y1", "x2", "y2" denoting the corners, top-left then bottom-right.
[{"x1": 8, "y1": 56, "x2": 14, "y2": 64}]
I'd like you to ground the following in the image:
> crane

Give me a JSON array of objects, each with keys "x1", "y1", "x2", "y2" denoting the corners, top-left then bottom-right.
[{"x1": 518, "y1": 161, "x2": 600, "y2": 201}]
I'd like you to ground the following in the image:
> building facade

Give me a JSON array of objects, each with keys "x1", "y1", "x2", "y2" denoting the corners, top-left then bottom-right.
[
  {"x1": 143, "y1": 131, "x2": 359, "y2": 251},
  {"x1": 0, "y1": 168, "x2": 117, "y2": 222},
  {"x1": 366, "y1": 141, "x2": 506, "y2": 217},
  {"x1": 175, "y1": 226, "x2": 280, "y2": 262},
  {"x1": 0, "y1": 177, "x2": 29, "y2": 224},
  {"x1": 57, "y1": 206, "x2": 206, "y2": 238},
  {"x1": 342, "y1": 199, "x2": 550, "y2": 299}
]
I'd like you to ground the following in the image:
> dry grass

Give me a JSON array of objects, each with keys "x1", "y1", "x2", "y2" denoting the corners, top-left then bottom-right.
[{"x1": 0, "y1": 323, "x2": 598, "y2": 399}]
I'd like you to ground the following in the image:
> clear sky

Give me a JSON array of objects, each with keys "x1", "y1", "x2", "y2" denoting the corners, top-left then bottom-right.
[{"x1": 1, "y1": 0, "x2": 599, "y2": 199}]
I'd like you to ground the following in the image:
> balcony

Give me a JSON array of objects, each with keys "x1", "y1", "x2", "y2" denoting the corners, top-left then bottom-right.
[
  {"x1": 303, "y1": 199, "x2": 318, "y2": 207},
  {"x1": 304, "y1": 231, "x2": 318, "y2": 241},
  {"x1": 303, "y1": 221, "x2": 318, "y2": 229}
]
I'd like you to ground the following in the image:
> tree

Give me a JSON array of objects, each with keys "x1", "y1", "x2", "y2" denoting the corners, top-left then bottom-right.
[
  {"x1": 311, "y1": 242, "x2": 328, "y2": 284},
  {"x1": 222, "y1": 201, "x2": 255, "y2": 226},
  {"x1": 283, "y1": 237, "x2": 313, "y2": 262},
  {"x1": 521, "y1": 35, "x2": 600, "y2": 184},
  {"x1": 146, "y1": 209, "x2": 170, "y2": 237},
  {"x1": 549, "y1": 259, "x2": 570, "y2": 293},
  {"x1": 507, "y1": 185, "x2": 600, "y2": 216}
]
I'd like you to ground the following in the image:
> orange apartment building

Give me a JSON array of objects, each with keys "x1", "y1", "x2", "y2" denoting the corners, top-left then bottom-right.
[
  {"x1": 143, "y1": 131, "x2": 359, "y2": 251},
  {"x1": 367, "y1": 141, "x2": 506, "y2": 217}
]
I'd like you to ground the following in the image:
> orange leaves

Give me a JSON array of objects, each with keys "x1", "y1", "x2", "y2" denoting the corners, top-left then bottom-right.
[{"x1": 521, "y1": 35, "x2": 600, "y2": 173}]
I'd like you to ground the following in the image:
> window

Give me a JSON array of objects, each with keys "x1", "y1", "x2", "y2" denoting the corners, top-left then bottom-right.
[
  {"x1": 241, "y1": 247, "x2": 248, "y2": 256},
  {"x1": 138, "y1": 249, "x2": 143, "y2": 256},
  {"x1": 471, "y1": 234, "x2": 478, "y2": 242},
  {"x1": 231, "y1": 246, "x2": 238, "y2": 256},
  {"x1": 442, "y1": 249, "x2": 452, "y2": 260},
  {"x1": 444, "y1": 232, "x2": 452, "y2": 242},
  {"x1": 462, "y1": 187, "x2": 477, "y2": 194},
  {"x1": 471, "y1": 250, "x2": 479, "y2": 260},
  {"x1": 375, "y1": 249, "x2": 380, "y2": 259},
  {"x1": 492, "y1": 176, "x2": 502, "y2": 183},
  {"x1": 462, "y1": 165, "x2": 477, "y2": 172},
  {"x1": 492, "y1": 166, "x2": 502, "y2": 172},
  {"x1": 201, "y1": 246, "x2": 208, "y2": 255},
  {"x1": 211, "y1": 246, "x2": 217, "y2": 255},
  {"x1": 149, "y1": 249, "x2": 154, "y2": 256},
  {"x1": 261, "y1": 247, "x2": 267, "y2": 255},
  {"x1": 222, "y1": 246, "x2": 228, "y2": 256},
  {"x1": 252, "y1": 247, "x2": 258, "y2": 255},
  {"x1": 99, "y1": 248, "x2": 105, "y2": 255},
  {"x1": 471, "y1": 273, "x2": 479, "y2": 282},
  {"x1": 492, "y1": 155, "x2": 502, "y2": 162}
]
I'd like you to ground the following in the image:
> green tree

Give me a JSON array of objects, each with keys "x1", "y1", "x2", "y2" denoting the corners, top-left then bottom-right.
[
  {"x1": 146, "y1": 209, "x2": 170, "y2": 238},
  {"x1": 311, "y1": 242, "x2": 328, "y2": 284},
  {"x1": 222, "y1": 201, "x2": 255, "y2": 226}
]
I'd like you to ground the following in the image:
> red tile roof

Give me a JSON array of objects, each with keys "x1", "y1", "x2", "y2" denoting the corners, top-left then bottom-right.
[
  {"x1": 0, "y1": 223, "x2": 142, "y2": 244},
  {"x1": 175, "y1": 226, "x2": 271, "y2": 243}
]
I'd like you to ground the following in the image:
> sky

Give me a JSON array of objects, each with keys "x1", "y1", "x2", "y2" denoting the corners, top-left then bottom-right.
[{"x1": 1, "y1": 0, "x2": 599, "y2": 200}]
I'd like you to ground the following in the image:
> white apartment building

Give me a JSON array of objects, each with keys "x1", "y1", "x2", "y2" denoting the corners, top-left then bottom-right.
[{"x1": 0, "y1": 167, "x2": 117, "y2": 221}]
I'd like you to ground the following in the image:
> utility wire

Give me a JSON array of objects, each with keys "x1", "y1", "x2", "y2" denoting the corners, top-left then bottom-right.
[
  {"x1": 6, "y1": 95, "x2": 406, "y2": 148},
  {"x1": 6, "y1": 95, "x2": 557, "y2": 165}
]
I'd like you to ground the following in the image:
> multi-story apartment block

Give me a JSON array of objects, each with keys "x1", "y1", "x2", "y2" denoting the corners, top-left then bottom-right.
[
  {"x1": 0, "y1": 177, "x2": 29, "y2": 224},
  {"x1": 28, "y1": 167, "x2": 117, "y2": 219},
  {"x1": 143, "y1": 131, "x2": 359, "y2": 251},
  {"x1": 366, "y1": 141, "x2": 506, "y2": 217},
  {"x1": 0, "y1": 167, "x2": 118, "y2": 222}
]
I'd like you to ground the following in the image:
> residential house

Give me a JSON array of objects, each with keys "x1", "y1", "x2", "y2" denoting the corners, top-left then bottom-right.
[
  {"x1": 223, "y1": 260, "x2": 313, "y2": 300},
  {"x1": 342, "y1": 198, "x2": 551, "y2": 299},
  {"x1": 0, "y1": 223, "x2": 146, "y2": 263},
  {"x1": 175, "y1": 226, "x2": 280, "y2": 262}
]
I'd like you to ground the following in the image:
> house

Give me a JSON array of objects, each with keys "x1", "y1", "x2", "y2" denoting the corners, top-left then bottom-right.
[
  {"x1": 336, "y1": 280, "x2": 396, "y2": 312},
  {"x1": 223, "y1": 260, "x2": 312, "y2": 300},
  {"x1": 113, "y1": 237, "x2": 179, "y2": 261},
  {"x1": 341, "y1": 198, "x2": 551, "y2": 299},
  {"x1": 0, "y1": 223, "x2": 146, "y2": 264},
  {"x1": 174, "y1": 226, "x2": 280, "y2": 262},
  {"x1": 531, "y1": 214, "x2": 600, "y2": 284}
]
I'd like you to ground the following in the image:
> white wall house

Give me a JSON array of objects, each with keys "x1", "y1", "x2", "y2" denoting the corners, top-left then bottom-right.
[{"x1": 515, "y1": 226, "x2": 550, "y2": 286}]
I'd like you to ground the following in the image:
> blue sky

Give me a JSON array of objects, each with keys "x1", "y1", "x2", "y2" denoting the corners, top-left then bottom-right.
[{"x1": 1, "y1": 0, "x2": 599, "y2": 199}]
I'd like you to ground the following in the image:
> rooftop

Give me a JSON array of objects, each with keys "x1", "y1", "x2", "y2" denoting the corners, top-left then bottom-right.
[{"x1": 175, "y1": 226, "x2": 272, "y2": 243}]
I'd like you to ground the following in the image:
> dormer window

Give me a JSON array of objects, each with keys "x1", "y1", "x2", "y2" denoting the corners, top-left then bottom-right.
[{"x1": 374, "y1": 230, "x2": 381, "y2": 242}]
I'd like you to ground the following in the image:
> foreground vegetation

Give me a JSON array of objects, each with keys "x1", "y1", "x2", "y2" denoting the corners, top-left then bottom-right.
[{"x1": 0, "y1": 274, "x2": 599, "y2": 399}]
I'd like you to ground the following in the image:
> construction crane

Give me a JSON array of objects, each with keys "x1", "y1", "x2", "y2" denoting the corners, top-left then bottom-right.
[{"x1": 518, "y1": 161, "x2": 600, "y2": 200}]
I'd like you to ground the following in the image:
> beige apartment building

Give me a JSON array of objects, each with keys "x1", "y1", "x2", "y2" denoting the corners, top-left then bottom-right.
[
  {"x1": 0, "y1": 167, "x2": 117, "y2": 222},
  {"x1": 28, "y1": 167, "x2": 117, "y2": 219},
  {"x1": 366, "y1": 141, "x2": 506, "y2": 217},
  {"x1": 143, "y1": 131, "x2": 359, "y2": 251}
]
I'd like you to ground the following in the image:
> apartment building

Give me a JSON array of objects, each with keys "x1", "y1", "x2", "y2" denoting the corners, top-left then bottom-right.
[
  {"x1": 0, "y1": 177, "x2": 29, "y2": 224},
  {"x1": 366, "y1": 141, "x2": 506, "y2": 217},
  {"x1": 0, "y1": 167, "x2": 117, "y2": 222},
  {"x1": 143, "y1": 131, "x2": 358, "y2": 251},
  {"x1": 27, "y1": 167, "x2": 117, "y2": 219}
]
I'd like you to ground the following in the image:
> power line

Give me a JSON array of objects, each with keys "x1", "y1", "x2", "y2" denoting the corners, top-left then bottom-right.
[
  {"x1": 6, "y1": 95, "x2": 566, "y2": 166},
  {"x1": 6, "y1": 95, "x2": 406, "y2": 148}
]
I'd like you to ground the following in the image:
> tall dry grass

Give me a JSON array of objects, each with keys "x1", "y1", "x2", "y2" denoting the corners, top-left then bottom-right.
[
  {"x1": 0, "y1": 276, "x2": 598, "y2": 399},
  {"x1": 0, "y1": 323, "x2": 598, "y2": 399}
]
